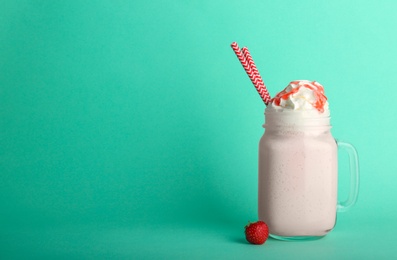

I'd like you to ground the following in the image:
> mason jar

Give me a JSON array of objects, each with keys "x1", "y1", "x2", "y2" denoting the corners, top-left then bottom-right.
[{"x1": 258, "y1": 108, "x2": 359, "y2": 240}]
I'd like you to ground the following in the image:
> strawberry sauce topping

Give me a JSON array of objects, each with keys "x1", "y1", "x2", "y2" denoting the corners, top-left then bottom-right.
[{"x1": 271, "y1": 80, "x2": 328, "y2": 113}]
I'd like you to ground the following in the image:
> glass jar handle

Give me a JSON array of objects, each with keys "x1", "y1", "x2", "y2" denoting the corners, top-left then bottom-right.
[{"x1": 336, "y1": 140, "x2": 360, "y2": 213}]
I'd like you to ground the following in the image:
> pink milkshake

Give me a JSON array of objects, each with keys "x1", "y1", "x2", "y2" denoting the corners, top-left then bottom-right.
[
  {"x1": 258, "y1": 80, "x2": 340, "y2": 239},
  {"x1": 229, "y1": 43, "x2": 359, "y2": 240}
]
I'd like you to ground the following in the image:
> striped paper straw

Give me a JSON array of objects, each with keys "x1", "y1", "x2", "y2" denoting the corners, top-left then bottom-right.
[
  {"x1": 241, "y1": 47, "x2": 271, "y2": 105},
  {"x1": 230, "y1": 42, "x2": 271, "y2": 105}
]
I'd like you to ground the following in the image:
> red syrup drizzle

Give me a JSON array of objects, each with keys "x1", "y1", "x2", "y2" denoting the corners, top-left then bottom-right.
[{"x1": 271, "y1": 80, "x2": 328, "y2": 113}]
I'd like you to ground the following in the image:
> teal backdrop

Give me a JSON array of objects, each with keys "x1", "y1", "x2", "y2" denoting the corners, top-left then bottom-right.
[{"x1": 1, "y1": 0, "x2": 396, "y2": 258}]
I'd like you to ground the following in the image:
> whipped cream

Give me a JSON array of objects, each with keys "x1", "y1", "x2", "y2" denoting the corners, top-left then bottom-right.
[{"x1": 269, "y1": 80, "x2": 329, "y2": 113}]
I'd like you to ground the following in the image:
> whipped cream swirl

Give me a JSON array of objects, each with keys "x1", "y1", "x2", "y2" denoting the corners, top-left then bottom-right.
[{"x1": 269, "y1": 80, "x2": 329, "y2": 113}]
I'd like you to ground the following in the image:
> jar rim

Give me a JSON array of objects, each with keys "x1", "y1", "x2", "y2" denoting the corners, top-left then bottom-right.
[{"x1": 264, "y1": 108, "x2": 331, "y2": 128}]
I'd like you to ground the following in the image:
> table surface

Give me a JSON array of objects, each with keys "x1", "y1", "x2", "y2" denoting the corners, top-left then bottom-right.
[{"x1": 2, "y1": 212, "x2": 396, "y2": 259}]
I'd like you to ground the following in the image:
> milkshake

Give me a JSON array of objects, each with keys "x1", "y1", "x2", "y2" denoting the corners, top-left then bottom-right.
[
  {"x1": 230, "y1": 42, "x2": 359, "y2": 241},
  {"x1": 258, "y1": 80, "x2": 338, "y2": 239}
]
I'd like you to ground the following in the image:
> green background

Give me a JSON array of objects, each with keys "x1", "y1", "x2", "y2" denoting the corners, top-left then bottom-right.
[{"x1": 1, "y1": 0, "x2": 396, "y2": 258}]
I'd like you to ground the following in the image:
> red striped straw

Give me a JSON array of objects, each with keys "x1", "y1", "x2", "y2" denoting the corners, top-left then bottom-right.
[
  {"x1": 230, "y1": 42, "x2": 271, "y2": 105},
  {"x1": 241, "y1": 47, "x2": 264, "y2": 86},
  {"x1": 242, "y1": 47, "x2": 271, "y2": 103}
]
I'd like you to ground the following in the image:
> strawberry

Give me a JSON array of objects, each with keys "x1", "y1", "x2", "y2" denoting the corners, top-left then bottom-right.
[{"x1": 244, "y1": 221, "x2": 269, "y2": 245}]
